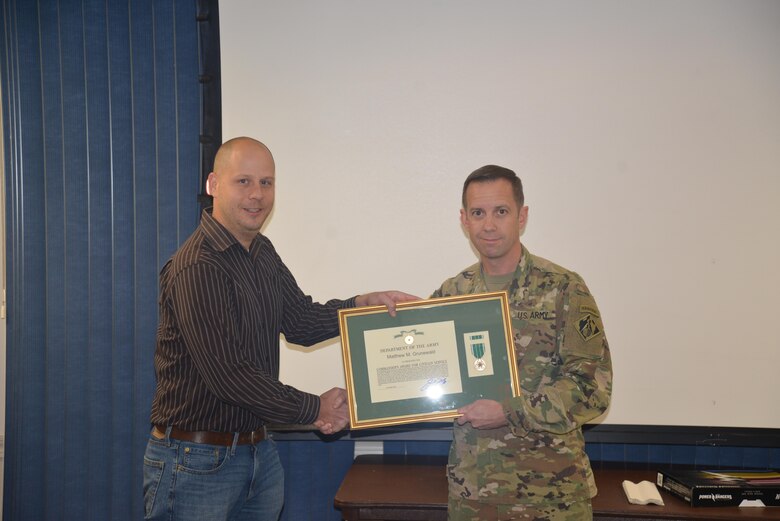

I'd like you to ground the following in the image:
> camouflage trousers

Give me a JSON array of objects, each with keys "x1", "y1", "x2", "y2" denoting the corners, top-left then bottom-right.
[{"x1": 449, "y1": 497, "x2": 593, "y2": 521}]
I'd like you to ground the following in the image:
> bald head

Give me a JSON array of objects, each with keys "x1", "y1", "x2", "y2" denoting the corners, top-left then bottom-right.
[
  {"x1": 207, "y1": 137, "x2": 276, "y2": 249},
  {"x1": 213, "y1": 137, "x2": 274, "y2": 175}
]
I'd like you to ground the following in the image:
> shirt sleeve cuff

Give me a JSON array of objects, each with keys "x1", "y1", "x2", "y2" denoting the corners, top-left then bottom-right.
[
  {"x1": 296, "y1": 391, "x2": 321, "y2": 424},
  {"x1": 504, "y1": 397, "x2": 530, "y2": 437}
]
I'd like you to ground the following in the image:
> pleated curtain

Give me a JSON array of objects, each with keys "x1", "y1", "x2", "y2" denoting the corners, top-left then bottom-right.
[{"x1": 1, "y1": 1, "x2": 201, "y2": 519}]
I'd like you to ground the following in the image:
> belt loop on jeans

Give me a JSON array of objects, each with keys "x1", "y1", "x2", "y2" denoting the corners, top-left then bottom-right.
[
  {"x1": 230, "y1": 432, "x2": 239, "y2": 455},
  {"x1": 164, "y1": 425, "x2": 173, "y2": 447}
]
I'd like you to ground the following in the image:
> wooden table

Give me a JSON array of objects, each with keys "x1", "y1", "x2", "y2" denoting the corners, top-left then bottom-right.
[{"x1": 335, "y1": 455, "x2": 780, "y2": 521}]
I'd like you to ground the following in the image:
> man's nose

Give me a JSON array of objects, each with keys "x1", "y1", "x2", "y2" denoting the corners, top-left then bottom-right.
[{"x1": 247, "y1": 182, "x2": 264, "y2": 199}]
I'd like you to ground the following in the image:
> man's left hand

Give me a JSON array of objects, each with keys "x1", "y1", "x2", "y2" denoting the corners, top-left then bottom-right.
[
  {"x1": 355, "y1": 291, "x2": 420, "y2": 316},
  {"x1": 456, "y1": 399, "x2": 508, "y2": 429}
]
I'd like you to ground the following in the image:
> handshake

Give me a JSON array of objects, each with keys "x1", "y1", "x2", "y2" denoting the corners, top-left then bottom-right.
[
  {"x1": 311, "y1": 290, "x2": 420, "y2": 435},
  {"x1": 313, "y1": 387, "x2": 350, "y2": 435}
]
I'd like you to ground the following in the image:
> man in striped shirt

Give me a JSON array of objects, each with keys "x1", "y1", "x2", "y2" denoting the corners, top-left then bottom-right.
[{"x1": 143, "y1": 137, "x2": 416, "y2": 521}]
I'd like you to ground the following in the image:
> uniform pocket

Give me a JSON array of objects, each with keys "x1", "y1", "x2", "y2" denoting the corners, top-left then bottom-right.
[{"x1": 511, "y1": 311, "x2": 558, "y2": 393}]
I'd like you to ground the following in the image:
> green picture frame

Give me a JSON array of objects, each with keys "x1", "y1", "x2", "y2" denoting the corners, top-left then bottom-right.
[{"x1": 338, "y1": 291, "x2": 520, "y2": 429}]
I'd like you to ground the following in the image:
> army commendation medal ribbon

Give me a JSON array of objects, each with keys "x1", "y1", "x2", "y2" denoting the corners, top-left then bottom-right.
[{"x1": 471, "y1": 335, "x2": 487, "y2": 371}]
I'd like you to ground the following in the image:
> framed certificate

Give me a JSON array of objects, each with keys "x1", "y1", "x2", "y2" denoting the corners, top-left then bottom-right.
[{"x1": 338, "y1": 291, "x2": 520, "y2": 429}]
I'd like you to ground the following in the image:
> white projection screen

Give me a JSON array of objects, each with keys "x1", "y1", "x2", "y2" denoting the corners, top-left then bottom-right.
[{"x1": 219, "y1": 1, "x2": 780, "y2": 429}]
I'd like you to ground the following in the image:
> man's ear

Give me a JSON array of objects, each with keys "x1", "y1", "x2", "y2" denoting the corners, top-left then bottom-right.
[
  {"x1": 206, "y1": 172, "x2": 216, "y2": 196},
  {"x1": 518, "y1": 205, "x2": 529, "y2": 233}
]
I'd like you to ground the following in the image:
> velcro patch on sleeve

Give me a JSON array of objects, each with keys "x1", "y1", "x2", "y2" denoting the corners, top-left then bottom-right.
[{"x1": 577, "y1": 306, "x2": 602, "y2": 341}]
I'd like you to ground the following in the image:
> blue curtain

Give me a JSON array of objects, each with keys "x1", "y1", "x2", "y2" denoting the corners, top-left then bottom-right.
[
  {"x1": 0, "y1": 1, "x2": 201, "y2": 519},
  {"x1": 277, "y1": 439, "x2": 356, "y2": 521}
]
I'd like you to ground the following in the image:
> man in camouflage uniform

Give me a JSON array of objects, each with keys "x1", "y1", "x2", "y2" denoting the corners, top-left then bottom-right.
[{"x1": 432, "y1": 165, "x2": 612, "y2": 520}]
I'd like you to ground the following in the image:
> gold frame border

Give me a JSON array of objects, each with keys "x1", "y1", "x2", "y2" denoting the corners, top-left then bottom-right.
[{"x1": 338, "y1": 291, "x2": 519, "y2": 429}]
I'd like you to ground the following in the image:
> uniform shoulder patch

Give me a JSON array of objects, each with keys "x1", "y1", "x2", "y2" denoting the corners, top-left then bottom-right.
[{"x1": 578, "y1": 307, "x2": 602, "y2": 342}]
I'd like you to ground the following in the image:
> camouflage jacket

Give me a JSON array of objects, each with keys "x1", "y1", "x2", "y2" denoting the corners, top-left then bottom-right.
[{"x1": 432, "y1": 245, "x2": 612, "y2": 505}]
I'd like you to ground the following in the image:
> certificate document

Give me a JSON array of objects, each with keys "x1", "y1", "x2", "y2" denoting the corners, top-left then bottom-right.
[
  {"x1": 339, "y1": 292, "x2": 519, "y2": 429},
  {"x1": 363, "y1": 321, "x2": 462, "y2": 403}
]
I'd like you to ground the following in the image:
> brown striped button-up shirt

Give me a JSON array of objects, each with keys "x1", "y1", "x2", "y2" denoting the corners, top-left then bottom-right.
[{"x1": 150, "y1": 209, "x2": 355, "y2": 431}]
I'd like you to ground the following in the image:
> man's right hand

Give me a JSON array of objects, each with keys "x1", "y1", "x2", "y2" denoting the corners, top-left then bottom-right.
[{"x1": 313, "y1": 387, "x2": 350, "y2": 435}]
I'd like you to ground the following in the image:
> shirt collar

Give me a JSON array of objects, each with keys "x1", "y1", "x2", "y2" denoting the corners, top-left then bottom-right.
[
  {"x1": 515, "y1": 243, "x2": 532, "y2": 278},
  {"x1": 474, "y1": 243, "x2": 532, "y2": 293},
  {"x1": 199, "y1": 208, "x2": 262, "y2": 254}
]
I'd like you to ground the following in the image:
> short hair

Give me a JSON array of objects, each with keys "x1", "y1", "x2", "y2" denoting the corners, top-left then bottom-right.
[
  {"x1": 461, "y1": 165, "x2": 524, "y2": 209},
  {"x1": 213, "y1": 137, "x2": 272, "y2": 173}
]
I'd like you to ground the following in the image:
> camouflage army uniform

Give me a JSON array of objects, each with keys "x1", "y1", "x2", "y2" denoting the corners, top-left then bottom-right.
[{"x1": 432, "y1": 245, "x2": 612, "y2": 520}]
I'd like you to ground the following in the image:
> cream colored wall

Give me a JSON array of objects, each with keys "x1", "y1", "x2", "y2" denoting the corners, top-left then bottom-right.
[{"x1": 219, "y1": 0, "x2": 780, "y2": 428}]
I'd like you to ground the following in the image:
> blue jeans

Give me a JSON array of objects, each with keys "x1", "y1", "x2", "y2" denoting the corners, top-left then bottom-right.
[{"x1": 143, "y1": 428, "x2": 284, "y2": 521}]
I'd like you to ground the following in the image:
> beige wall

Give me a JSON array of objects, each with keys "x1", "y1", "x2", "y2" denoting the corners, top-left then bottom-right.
[{"x1": 219, "y1": 0, "x2": 780, "y2": 428}]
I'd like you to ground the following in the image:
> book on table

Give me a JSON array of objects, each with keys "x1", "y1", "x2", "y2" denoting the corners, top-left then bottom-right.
[
  {"x1": 657, "y1": 469, "x2": 780, "y2": 507},
  {"x1": 622, "y1": 479, "x2": 665, "y2": 506}
]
